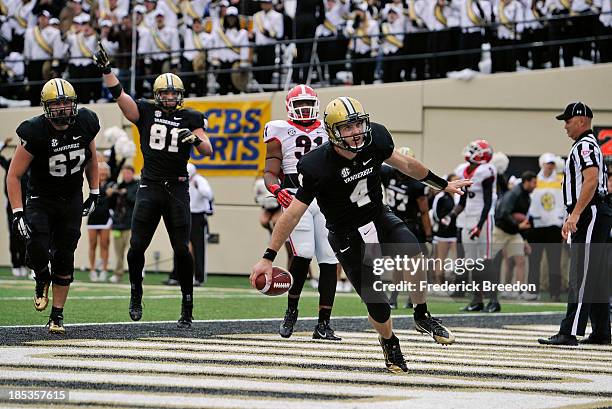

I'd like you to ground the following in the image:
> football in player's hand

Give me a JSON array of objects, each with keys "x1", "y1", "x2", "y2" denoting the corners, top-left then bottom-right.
[{"x1": 255, "y1": 266, "x2": 293, "y2": 296}]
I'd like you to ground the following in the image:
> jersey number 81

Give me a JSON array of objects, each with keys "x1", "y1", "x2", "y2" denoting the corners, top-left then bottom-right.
[{"x1": 150, "y1": 123, "x2": 181, "y2": 153}]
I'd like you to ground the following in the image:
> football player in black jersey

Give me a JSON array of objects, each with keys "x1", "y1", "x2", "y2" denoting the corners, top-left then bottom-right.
[
  {"x1": 251, "y1": 97, "x2": 471, "y2": 373},
  {"x1": 93, "y1": 43, "x2": 213, "y2": 328},
  {"x1": 381, "y1": 147, "x2": 433, "y2": 309},
  {"x1": 8, "y1": 79, "x2": 101, "y2": 334}
]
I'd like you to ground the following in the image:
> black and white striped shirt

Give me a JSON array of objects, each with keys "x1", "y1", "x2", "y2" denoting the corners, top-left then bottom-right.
[{"x1": 563, "y1": 130, "x2": 609, "y2": 210}]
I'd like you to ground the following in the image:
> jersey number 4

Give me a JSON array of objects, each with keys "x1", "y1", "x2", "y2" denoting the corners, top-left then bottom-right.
[
  {"x1": 150, "y1": 124, "x2": 181, "y2": 153},
  {"x1": 294, "y1": 135, "x2": 323, "y2": 159},
  {"x1": 350, "y1": 179, "x2": 371, "y2": 207},
  {"x1": 49, "y1": 148, "x2": 86, "y2": 177}
]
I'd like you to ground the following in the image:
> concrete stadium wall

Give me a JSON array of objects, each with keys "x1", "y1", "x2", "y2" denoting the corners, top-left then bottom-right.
[{"x1": 0, "y1": 64, "x2": 610, "y2": 275}]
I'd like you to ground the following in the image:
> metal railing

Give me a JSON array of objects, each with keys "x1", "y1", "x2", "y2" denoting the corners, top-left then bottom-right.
[{"x1": 1, "y1": 10, "x2": 610, "y2": 99}]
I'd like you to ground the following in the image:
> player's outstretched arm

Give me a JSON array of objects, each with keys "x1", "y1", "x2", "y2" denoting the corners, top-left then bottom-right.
[
  {"x1": 93, "y1": 42, "x2": 139, "y2": 124},
  {"x1": 249, "y1": 198, "x2": 309, "y2": 288},
  {"x1": 7, "y1": 144, "x2": 33, "y2": 211},
  {"x1": 385, "y1": 148, "x2": 472, "y2": 194}
]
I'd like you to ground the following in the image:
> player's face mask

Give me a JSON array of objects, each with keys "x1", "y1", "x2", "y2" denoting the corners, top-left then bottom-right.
[
  {"x1": 155, "y1": 90, "x2": 183, "y2": 110},
  {"x1": 337, "y1": 118, "x2": 371, "y2": 153},
  {"x1": 289, "y1": 99, "x2": 319, "y2": 122},
  {"x1": 44, "y1": 98, "x2": 78, "y2": 126}
]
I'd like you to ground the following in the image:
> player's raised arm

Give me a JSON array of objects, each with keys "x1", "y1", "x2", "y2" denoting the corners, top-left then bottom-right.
[
  {"x1": 249, "y1": 198, "x2": 309, "y2": 287},
  {"x1": 93, "y1": 42, "x2": 140, "y2": 124},
  {"x1": 384, "y1": 148, "x2": 472, "y2": 194}
]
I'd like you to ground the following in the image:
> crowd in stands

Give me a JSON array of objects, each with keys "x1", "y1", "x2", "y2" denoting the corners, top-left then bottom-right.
[{"x1": 1, "y1": 0, "x2": 611, "y2": 105}]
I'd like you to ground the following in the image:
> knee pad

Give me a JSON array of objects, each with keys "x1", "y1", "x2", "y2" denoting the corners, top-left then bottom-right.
[
  {"x1": 367, "y1": 302, "x2": 391, "y2": 324},
  {"x1": 52, "y1": 274, "x2": 73, "y2": 286},
  {"x1": 288, "y1": 256, "x2": 311, "y2": 297},
  {"x1": 25, "y1": 242, "x2": 49, "y2": 272},
  {"x1": 318, "y1": 263, "x2": 337, "y2": 306},
  {"x1": 50, "y1": 250, "x2": 74, "y2": 277}
]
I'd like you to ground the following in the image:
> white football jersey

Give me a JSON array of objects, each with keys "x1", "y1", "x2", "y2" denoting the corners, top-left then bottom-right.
[
  {"x1": 456, "y1": 162, "x2": 497, "y2": 224},
  {"x1": 263, "y1": 119, "x2": 328, "y2": 175}
]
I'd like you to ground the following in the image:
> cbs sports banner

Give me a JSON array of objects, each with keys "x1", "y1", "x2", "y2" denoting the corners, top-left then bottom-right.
[{"x1": 133, "y1": 99, "x2": 271, "y2": 176}]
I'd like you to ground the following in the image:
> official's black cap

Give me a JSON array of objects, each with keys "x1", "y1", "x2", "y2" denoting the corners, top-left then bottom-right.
[{"x1": 556, "y1": 102, "x2": 593, "y2": 120}]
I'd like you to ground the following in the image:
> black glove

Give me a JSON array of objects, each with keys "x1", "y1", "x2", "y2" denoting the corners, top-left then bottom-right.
[
  {"x1": 178, "y1": 128, "x2": 202, "y2": 146},
  {"x1": 82, "y1": 192, "x2": 100, "y2": 217},
  {"x1": 12, "y1": 210, "x2": 32, "y2": 240},
  {"x1": 93, "y1": 41, "x2": 112, "y2": 74}
]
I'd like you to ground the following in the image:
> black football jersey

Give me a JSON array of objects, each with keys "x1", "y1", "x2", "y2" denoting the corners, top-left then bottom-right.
[
  {"x1": 135, "y1": 100, "x2": 206, "y2": 181},
  {"x1": 295, "y1": 122, "x2": 394, "y2": 234},
  {"x1": 16, "y1": 108, "x2": 100, "y2": 197},
  {"x1": 380, "y1": 165, "x2": 426, "y2": 222}
]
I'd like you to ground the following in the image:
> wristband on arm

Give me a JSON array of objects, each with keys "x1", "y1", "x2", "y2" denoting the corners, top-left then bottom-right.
[
  {"x1": 419, "y1": 170, "x2": 448, "y2": 190},
  {"x1": 262, "y1": 248, "x2": 277, "y2": 261}
]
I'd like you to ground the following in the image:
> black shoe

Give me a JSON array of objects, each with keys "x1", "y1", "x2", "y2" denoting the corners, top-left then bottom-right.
[
  {"x1": 461, "y1": 302, "x2": 484, "y2": 312},
  {"x1": 34, "y1": 279, "x2": 50, "y2": 312},
  {"x1": 415, "y1": 312, "x2": 455, "y2": 345},
  {"x1": 46, "y1": 315, "x2": 65, "y2": 334},
  {"x1": 538, "y1": 333, "x2": 578, "y2": 346},
  {"x1": 404, "y1": 302, "x2": 413, "y2": 309},
  {"x1": 313, "y1": 320, "x2": 342, "y2": 341},
  {"x1": 129, "y1": 289, "x2": 143, "y2": 321},
  {"x1": 279, "y1": 308, "x2": 298, "y2": 338},
  {"x1": 389, "y1": 302, "x2": 398, "y2": 310},
  {"x1": 378, "y1": 335, "x2": 408, "y2": 373},
  {"x1": 485, "y1": 301, "x2": 501, "y2": 313},
  {"x1": 579, "y1": 335, "x2": 611, "y2": 345},
  {"x1": 177, "y1": 302, "x2": 193, "y2": 329}
]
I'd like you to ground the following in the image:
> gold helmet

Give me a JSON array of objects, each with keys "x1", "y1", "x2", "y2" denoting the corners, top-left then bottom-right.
[
  {"x1": 398, "y1": 146, "x2": 415, "y2": 158},
  {"x1": 324, "y1": 96, "x2": 371, "y2": 153},
  {"x1": 153, "y1": 73, "x2": 184, "y2": 110},
  {"x1": 41, "y1": 78, "x2": 78, "y2": 126}
]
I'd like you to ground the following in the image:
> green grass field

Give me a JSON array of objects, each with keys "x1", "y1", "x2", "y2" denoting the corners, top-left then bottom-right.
[{"x1": 0, "y1": 268, "x2": 566, "y2": 326}]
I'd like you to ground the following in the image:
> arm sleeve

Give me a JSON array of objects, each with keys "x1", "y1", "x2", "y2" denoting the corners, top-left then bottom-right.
[
  {"x1": 577, "y1": 141, "x2": 600, "y2": 170},
  {"x1": 477, "y1": 176, "x2": 494, "y2": 229},
  {"x1": 16, "y1": 121, "x2": 38, "y2": 156},
  {"x1": 0, "y1": 156, "x2": 9, "y2": 171},
  {"x1": 372, "y1": 123, "x2": 394, "y2": 160},
  {"x1": 294, "y1": 162, "x2": 317, "y2": 206}
]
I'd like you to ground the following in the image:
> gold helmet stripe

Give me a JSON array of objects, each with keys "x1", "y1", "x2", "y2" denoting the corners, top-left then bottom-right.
[
  {"x1": 54, "y1": 78, "x2": 65, "y2": 97},
  {"x1": 338, "y1": 96, "x2": 356, "y2": 115}
]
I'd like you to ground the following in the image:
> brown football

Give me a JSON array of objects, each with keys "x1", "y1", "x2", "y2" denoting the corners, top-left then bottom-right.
[{"x1": 255, "y1": 266, "x2": 293, "y2": 296}]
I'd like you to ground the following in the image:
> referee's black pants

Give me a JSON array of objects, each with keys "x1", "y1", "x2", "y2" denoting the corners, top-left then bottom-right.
[
  {"x1": 527, "y1": 226, "x2": 562, "y2": 297},
  {"x1": 559, "y1": 203, "x2": 612, "y2": 339}
]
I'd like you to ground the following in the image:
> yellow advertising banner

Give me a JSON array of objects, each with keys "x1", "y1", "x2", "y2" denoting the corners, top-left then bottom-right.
[{"x1": 132, "y1": 99, "x2": 271, "y2": 176}]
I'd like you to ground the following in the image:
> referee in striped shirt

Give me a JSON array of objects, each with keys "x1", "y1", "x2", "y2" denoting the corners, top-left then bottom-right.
[{"x1": 539, "y1": 102, "x2": 612, "y2": 346}]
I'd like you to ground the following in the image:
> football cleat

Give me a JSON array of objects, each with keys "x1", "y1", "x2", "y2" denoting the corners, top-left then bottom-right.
[
  {"x1": 34, "y1": 280, "x2": 50, "y2": 311},
  {"x1": 461, "y1": 302, "x2": 484, "y2": 312},
  {"x1": 415, "y1": 313, "x2": 455, "y2": 345},
  {"x1": 46, "y1": 315, "x2": 65, "y2": 334},
  {"x1": 177, "y1": 301, "x2": 193, "y2": 329},
  {"x1": 538, "y1": 333, "x2": 578, "y2": 346},
  {"x1": 129, "y1": 289, "x2": 143, "y2": 321},
  {"x1": 312, "y1": 321, "x2": 342, "y2": 341},
  {"x1": 485, "y1": 301, "x2": 501, "y2": 313},
  {"x1": 279, "y1": 308, "x2": 298, "y2": 338},
  {"x1": 378, "y1": 335, "x2": 408, "y2": 373}
]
